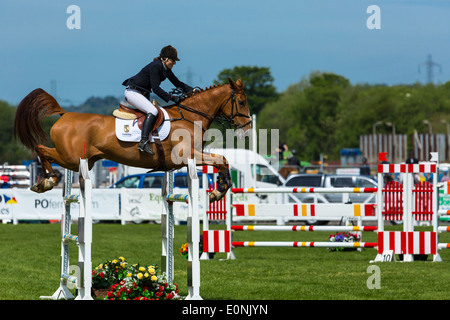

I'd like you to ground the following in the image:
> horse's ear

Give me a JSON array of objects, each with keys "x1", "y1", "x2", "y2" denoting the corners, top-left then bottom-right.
[
  {"x1": 229, "y1": 78, "x2": 244, "y2": 90},
  {"x1": 228, "y1": 77, "x2": 237, "y2": 89}
]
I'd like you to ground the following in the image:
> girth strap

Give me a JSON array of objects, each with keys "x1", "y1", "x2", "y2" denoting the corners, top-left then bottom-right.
[{"x1": 150, "y1": 130, "x2": 167, "y2": 172}]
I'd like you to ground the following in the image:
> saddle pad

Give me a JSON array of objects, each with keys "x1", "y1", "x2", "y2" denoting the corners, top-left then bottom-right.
[{"x1": 115, "y1": 108, "x2": 170, "y2": 142}]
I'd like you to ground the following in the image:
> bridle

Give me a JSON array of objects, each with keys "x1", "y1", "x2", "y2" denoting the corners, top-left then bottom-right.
[
  {"x1": 170, "y1": 88, "x2": 252, "y2": 131},
  {"x1": 216, "y1": 90, "x2": 252, "y2": 129}
]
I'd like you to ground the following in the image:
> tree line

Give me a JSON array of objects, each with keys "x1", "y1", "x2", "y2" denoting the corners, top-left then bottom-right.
[{"x1": 2, "y1": 67, "x2": 450, "y2": 164}]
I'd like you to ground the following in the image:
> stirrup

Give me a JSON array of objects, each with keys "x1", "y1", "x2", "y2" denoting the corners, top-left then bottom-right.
[{"x1": 138, "y1": 140, "x2": 154, "y2": 155}]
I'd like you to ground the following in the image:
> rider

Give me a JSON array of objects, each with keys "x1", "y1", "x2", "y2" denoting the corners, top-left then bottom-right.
[{"x1": 122, "y1": 45, "x2": 194, "y2": 154}]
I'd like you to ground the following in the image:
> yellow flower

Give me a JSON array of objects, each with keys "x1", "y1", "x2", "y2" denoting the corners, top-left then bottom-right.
[
  {"x1": 151, "y1": 275, "x2": 157, "y2": 281},
  {"x1": 137, "y1": 273, "x2": 143, "y2": 280},
  {"x1": 112, "y1": 259, "x2": 118, "y2": 264},
  {"x1": 127, "y1": 273, "x2": 132, "y2": 277},
  {"x1": 97, "y1": 264, "x2": 103, "y2": 269},
  {"x1": 119, "y1": 256, "x2": 125, "y2": 261},
  {"x1": 144, "y1": 273, "x2": 149, "y2": 278},
  {"x1": 120, "y1": 262, "x2": 126, "y2": 268},
  {"x1": 148, "y1": 267, "x2": 155, "y2": 275},
  {"x1": 139, "y1": 266, "x2": 146, "y2": 272}
]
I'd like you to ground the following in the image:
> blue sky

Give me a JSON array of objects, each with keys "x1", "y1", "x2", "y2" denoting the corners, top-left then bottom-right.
[{"x1": 1, "y1": 0, "x2": 450, "y2": 106}]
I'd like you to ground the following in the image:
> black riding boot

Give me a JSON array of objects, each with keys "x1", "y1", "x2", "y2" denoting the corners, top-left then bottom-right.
[{"x1": 138, "y1": 113, "x2": 157, "y2": 154}]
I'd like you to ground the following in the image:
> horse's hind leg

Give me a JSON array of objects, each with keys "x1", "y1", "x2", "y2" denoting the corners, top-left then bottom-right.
[{"x1": 30, "y1": 145, "x2": 75, "y2": 193}]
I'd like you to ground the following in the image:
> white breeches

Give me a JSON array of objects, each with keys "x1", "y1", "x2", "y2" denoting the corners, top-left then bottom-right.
[{"x1": 124, "y1": 89, "x2": 158, "y2": 116}]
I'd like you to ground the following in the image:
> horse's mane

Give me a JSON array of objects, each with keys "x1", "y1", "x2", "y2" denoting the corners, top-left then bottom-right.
[{"x1": 183, "y1": 83, "x2": 227, "y2": 101}]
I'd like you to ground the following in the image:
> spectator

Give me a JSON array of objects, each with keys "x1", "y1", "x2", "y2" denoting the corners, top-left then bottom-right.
[
  {"x1": 360, "y1": 157, "x2": 371, "y2": 176},
  {"x1": 287, "y1": 149, "x2": 301, "y2": 167},
  {"x1": 441, "y1": 168, "x2": 450, "y2": 182},
  {"x1": 405, "y1": 150, "x2": 419, "y2": 164}
]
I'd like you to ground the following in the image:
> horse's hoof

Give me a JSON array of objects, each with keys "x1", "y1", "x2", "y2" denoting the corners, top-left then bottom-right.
[
  {"x1": 209, "y1": 190, "x2": 224, "y2": 203},
  {"x1": 30, "y1": 184, "x2": 44, "y2": 193}
]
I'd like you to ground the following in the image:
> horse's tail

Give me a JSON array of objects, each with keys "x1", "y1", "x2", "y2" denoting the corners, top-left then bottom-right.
[{"x1": 14, "y1": 88, "x2": 66, "y2": 151}]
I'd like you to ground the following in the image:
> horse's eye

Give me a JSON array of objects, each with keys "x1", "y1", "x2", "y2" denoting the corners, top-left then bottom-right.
[{"x1": 238, "y1": 100, "x2": 245, "y2": 107}]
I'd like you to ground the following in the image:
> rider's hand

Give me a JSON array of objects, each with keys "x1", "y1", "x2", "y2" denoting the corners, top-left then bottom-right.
[{"x1": 171, "y1": 95, "x2": 181, "y2": 105}]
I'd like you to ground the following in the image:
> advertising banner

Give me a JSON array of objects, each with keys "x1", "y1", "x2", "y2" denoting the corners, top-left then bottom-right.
[
  {"x1": 2, "y1": 186, "x2": 207, "y2": 223},
  {"x1": 3, "y1": 188, "x2": 120, "y2": 221},
  {"x1": 120, "y1": 188, "x2": 206, "y2": 222},
  {"x1": 0, "y1": 189, "x2": 16, "y2": 221}
]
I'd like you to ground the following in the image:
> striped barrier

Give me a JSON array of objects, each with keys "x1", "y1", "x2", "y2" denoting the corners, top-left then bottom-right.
[
  {"x1": 232, "y1": 203, "x2": 376, "y2": 217},
  {"x1": 227, "y1": 188, "x2": 377, "y2": 256},
  {"x1": 232, "y1": 241, "x2": 377, "y2": 248},
  {"x1": 202, "y1": 230, "x2": 231, "y2": 253},
  {"x1": 231, "y1": 187, "x2": 377, "y2": 194},
  {"x1": 374, "y1": 152, "x2": 448, "y2": 262},
  {"x1": 378, "y1": 231, "x2": 437, "y2": 255},
  {"x1": 200, "y1": 166, "x2": 233, "y2": 260},
  {"x1": 40, "y1": 158, "x2": 93, "y2": 300},
  {"x1": 231, "y1": 225, "x2": 377, "y2": 232},
  {"x1": 161, "y1": 158, "x2": 202, "y2": 300},
  {"x1": 166, "y1": 194, "x2": 189, "y2": 203}
]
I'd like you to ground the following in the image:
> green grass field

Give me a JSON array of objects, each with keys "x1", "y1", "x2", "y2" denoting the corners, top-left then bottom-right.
[{"x1": 0, "y1": 222, "x2": 449, "y2": 300}]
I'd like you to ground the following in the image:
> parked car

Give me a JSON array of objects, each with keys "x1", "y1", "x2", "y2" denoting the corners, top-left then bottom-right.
[
  {"x1": 283, "y1": 173, "x2": 377, "y2": 203},
  {"x1": 111, "y1": 171, "x2": 210, "y2": 189},
  {"x1": 283, "y1": 173, "x2": 378, "y2": 225}
]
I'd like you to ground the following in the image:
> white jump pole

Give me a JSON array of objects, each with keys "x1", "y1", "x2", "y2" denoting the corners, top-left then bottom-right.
[
  {"x1": 161, "y1": 169, "x2": 174, "y2": 284},
  {"x1": 41, "y1": 158, "x2": 92, "y2": 300},
  {"x1": 186, "y1": 158, "x2": 201, "y2": 300},
  {"x1": 162, "y1": 158, "x2": 201, "y2": 300}
]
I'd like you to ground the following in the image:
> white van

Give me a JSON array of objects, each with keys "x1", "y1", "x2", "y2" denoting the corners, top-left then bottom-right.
[{"x1": 206, "y1": 148, "x2": 285, "y2": 204}]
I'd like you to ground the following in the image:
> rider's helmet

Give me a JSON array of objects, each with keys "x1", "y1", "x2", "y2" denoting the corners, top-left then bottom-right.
[{"x1": 160, "y1": 45, "x2": 180, "y2": 61}]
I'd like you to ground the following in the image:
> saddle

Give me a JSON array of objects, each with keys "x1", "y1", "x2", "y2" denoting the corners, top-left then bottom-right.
[
  {"x1": 113, "y1": 100, "x2": 168, "y2": 171},
  {"x1": 113, "y1": 101, "x2": 165, "y2": 133}
]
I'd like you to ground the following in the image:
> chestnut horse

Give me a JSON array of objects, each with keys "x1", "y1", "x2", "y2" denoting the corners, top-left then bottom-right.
[{"x1": 14, "y1": 78, "x2": 251, "y2": 202}]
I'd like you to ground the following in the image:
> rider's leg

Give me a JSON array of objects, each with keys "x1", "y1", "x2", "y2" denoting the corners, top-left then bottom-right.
[{"x1": 124, "y1": 89, "x2": 158, "y2": 155}]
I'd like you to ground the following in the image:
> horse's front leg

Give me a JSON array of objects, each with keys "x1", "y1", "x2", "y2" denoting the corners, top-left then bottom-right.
[{"x1": 196, "y1": 152, "x2": 232, "y2": 202}]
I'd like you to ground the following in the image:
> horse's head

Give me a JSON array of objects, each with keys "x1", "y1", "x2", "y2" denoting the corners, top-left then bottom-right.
[{"x1": 222, "y1": 78, "x2": 252, "y2": 136}]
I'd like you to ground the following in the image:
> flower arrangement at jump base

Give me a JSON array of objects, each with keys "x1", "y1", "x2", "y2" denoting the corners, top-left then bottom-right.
[
  {"x1": 92, "y1": 256, "x2": 129, "y2": 291},
  {"x1": 92, "y1": 256, "x2": 180, "y2": 300},
  {"x1": 180, "y1": 234, "x2": 208, "y2": 259},
  {"x1": 328, "y1": 232, "x2": 361, "y2": 252},
  {"x1": 180, "y1": 243, "x2": 189, "y2": 259}
]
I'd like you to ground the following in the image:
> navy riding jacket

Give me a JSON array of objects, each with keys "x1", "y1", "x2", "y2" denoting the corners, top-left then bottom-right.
[{"x1": 122, "y1": 59, "x2": 192, "y2": 102}]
